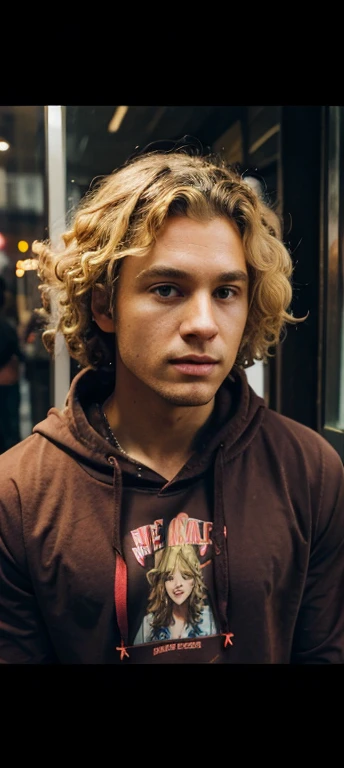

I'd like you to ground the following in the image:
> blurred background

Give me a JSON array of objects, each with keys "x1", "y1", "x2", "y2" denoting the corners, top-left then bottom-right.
[{"x1": 0, "y1": 105, "x2": 343, "y2": 458}]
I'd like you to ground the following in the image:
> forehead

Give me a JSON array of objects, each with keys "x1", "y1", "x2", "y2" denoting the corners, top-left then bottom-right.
[
  {"x1": 153, "y1": 215, "x2": 245, "y2": 262},
  {"x1": 124, "y1": 215, "x2": 247, "y2": 280}
]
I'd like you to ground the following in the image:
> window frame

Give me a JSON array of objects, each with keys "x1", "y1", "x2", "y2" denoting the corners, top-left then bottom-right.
[{"x1": 320, "y1": 105, "x2": 344, "y2": 459}]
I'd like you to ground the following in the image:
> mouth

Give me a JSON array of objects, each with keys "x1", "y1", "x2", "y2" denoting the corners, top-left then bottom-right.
[
  {"x1": 170, "y1": 356, "x2": 219, "y2": 377},
  {"x1": 172, "y1": 355, "x2": 218, "y2": 364}
]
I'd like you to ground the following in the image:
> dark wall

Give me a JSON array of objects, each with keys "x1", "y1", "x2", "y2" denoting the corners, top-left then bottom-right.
[{"x1": 275, "y1": 106, "x2": 323, "y2": 430}]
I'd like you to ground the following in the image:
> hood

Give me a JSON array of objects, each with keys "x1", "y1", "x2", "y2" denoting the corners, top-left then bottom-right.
[
  {"x1": 33, "y1": 364, "x2": 266, "y2": 474},
  {"x1": 33, "y1": 367, "x2": 118, "y2": 474}
]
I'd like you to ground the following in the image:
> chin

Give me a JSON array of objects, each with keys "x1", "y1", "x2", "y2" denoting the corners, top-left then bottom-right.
[{"x1": 159, "y1": 390, "x2": 216, "y2": 407}]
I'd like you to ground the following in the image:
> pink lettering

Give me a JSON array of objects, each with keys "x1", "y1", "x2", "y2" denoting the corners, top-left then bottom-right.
[
  {"x1": 131, "y1": 520, "x2": 165, "y2": 565},
  {"x1": 168, "y1": 512, "x2": 188, "y2": 546},
  {"x1": 185, "y1": 519, "x2": 201, "y2": 544}
]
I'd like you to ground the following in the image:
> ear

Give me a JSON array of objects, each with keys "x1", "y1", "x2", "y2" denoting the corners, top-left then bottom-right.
[{"x1": 91, "y1": 286, "x2": 116, "y2": 333}]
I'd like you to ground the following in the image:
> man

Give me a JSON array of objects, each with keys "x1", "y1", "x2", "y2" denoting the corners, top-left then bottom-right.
[{"x1": 0, "y1": 139, "x2": 343, "y2": 664}]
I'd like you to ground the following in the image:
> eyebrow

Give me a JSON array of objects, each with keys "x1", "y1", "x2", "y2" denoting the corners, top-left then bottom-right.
[{"x1": 136, "y1": 266, "x2": 248, "y2": 282}]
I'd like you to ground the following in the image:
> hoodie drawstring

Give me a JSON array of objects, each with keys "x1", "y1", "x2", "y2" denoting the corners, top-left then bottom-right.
[
  {"x1": 212, "y1": 444, "x2": 234, "y2": 648},
  {"x1": 114, "y1": 554, "x2": 130, "y2": 660},
  {"x1": 108, "y1": 455, "x2": 130, "y2": 660}
]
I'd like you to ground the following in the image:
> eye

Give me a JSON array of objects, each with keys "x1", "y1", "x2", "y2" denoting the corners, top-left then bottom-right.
[
  {"x1": 214, "y1": 286, "x2": 237, "y2": 299},
  {"x1": 152, "y1": 284, "x2": 181, "y2": 298}
]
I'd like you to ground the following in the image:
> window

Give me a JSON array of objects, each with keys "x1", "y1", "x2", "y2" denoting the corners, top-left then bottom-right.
[{"x1": 321, "y1": 106, "x2": 344, "y2": 458}]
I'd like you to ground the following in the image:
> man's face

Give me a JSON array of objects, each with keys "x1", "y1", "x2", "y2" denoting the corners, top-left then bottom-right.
[{"x1": 114, "y1": 215, "x2": 249, "y2": 409}]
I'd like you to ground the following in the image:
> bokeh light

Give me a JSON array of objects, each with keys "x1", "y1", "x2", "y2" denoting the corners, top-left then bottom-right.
[{"x1": 17, "y1": 240, "x2": 29, "y2": 253}]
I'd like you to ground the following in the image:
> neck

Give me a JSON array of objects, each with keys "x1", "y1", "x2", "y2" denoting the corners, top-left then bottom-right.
[
  {"x1": 102, "y1": 375, "x2": 215, "y2": 466},
  {"x1": 172, "y1": 604, "x2": 188, "y2": 622}
]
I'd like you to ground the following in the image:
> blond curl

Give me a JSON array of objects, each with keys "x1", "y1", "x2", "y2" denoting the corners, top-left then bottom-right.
[{"x1": 32, "y1": 151, "x2": 303, "y2": 370}]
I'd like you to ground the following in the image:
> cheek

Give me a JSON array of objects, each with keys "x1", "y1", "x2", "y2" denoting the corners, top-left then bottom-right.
[
  {"x1": 117, "y1": 308, "x2": 171, "y2": 356},
  {"x1": 225, "y1": 307, "x2": 248, "y2": 342},
  {"x1": 116, "y1": 309, "x2": 146, "y2": 344},
  {"x1": 233, "y1": 299, "x2": 249, "y2": 326},
  {"x1": 117, "y1": 299, "x2": 164, "y2": 334}
]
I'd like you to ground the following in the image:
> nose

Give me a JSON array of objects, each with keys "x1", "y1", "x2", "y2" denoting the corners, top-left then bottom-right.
[{"x1": 179, "y1": 292, "x2": 219, "y2": 341}]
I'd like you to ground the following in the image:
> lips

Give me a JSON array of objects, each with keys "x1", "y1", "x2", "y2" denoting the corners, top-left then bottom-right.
[
  {"x1": 170, "y1": 355, "x2": 219, "y2": 377},
  {"x1": 171, "y1": 355, "x2": 218, "y2": 364}
]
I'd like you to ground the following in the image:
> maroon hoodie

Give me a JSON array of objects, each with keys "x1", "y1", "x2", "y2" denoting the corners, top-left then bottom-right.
[{"x1": 0, "y1": 365, "x2": 344, "y2": 664}]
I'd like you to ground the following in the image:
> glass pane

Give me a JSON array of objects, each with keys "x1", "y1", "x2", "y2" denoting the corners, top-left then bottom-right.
[
  {"x1": 0, "y1": 106, "x2": 51, "y2": 454},
  {"x1": 65, "y1": 105, "x2": 245, "y2": 210},
  {"x1": 325, "y1": 106, "x2": 344, "y2": 430}
]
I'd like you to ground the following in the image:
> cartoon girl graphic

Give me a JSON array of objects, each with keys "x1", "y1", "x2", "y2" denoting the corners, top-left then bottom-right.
[{"x1": 134, "y1": 544, "x2": 217, "y2": 644}]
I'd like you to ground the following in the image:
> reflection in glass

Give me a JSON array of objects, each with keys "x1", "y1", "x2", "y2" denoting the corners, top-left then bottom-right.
[
  {"x1": 325, "y1": 106, "x2": 344, "y2": 430},
  {"x1": 0, "y1": 106, "x2": 49, "y2": 451}
]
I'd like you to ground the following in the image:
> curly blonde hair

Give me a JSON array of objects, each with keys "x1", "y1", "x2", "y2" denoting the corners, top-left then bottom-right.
[{"x1": 32, "y1": 150, "x2": 301, "y2": 369}]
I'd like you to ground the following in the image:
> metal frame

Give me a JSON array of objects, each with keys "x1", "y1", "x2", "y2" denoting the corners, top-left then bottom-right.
[
  {"x1": 44, "y1": 106, "x2": 71, "y2": 409},
  {"x1": 321, "y1": 105, "x2": 344, "y2": 458}
]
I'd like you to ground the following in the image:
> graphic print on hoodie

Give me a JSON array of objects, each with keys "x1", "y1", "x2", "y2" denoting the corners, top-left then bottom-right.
[{"x1": 131, "y1": 521, "x2": 217, "y2": 645}]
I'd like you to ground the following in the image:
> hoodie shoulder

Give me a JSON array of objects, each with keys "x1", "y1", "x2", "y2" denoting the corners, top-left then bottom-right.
[
  {"x1": 263, "y1": 408, "x2": 342, "y2": 462},
  {"x1": 0, "y1": 431, "x2": 56, "y2": 487},
  {"x1": 260, "y1": 408, "x2": 344, "y2": 497},
  {"x1": 0, "y1": 432, "x2": 39, "y2": 473}
]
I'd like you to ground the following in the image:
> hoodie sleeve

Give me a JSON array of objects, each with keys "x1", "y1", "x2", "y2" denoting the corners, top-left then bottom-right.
[
  {"x1": 0, "y1": 476, "x2": 59, "y2": 664},
  {"x1": 291, "y1": 442, "x2": 344, "y2": 664}
]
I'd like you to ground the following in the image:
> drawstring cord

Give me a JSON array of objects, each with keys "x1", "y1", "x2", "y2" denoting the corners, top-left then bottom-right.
[
  {"x1": 213, "y1": 445, "x2": 234, "y2": 650},
  {"x1": 114, "y1": 554, "x2": 130, "y2": 659},
  {"x1": 108, "y1": 454, "x2": 130, "y2": 660}
]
